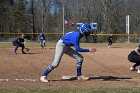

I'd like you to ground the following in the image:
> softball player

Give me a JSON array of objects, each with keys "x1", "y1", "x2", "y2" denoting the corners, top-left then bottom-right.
[
  {"x1": 107, "y1": 34, "x2": 113, "y2": 48},
  {"x1": 40, "y1": 23, "x2": 96, "y2": 82},
  {"x1": 38, "y1": 33, "x2": 46, "y2": 49},
  {"x1": 13, "y1": 34, "x2": 26, "y2": 54},
  {"x1": 128, "y1": 44, "x2": 140, "y2": 73}
]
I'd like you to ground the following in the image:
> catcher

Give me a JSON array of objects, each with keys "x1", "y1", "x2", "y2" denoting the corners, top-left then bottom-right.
[
  {"x1": 13, "y1": 34, "x2": 29, "y2": 54},
  {"x1": 128, "y1": 44, "x2": 140, "y2": 73},
  {"x1": 40, "y1": 23, "x2": 96, "y2": 82}
]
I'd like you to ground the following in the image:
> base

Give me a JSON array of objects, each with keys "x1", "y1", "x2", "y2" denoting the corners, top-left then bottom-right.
[{"x1": 62, "y1": 76, "x2": 77, "y2": 80}]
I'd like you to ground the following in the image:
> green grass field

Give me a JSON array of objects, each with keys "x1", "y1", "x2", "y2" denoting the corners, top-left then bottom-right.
[{"x1": 0, "y1": 88, "x2": 140, "y2": 93}]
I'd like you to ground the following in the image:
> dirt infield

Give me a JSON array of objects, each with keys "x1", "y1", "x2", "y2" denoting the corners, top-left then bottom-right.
[{"x1": 1, "y1": 46, "x2": 140, "y2": 89}]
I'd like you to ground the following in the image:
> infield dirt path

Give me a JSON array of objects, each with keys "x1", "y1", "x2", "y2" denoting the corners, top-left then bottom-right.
[{"x1": 0, "y1": 46, "x2": 140, "y2": 89}]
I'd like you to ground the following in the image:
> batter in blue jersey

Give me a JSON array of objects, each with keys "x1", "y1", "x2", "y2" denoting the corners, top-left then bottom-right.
[{"x1": 40, "y1": 23, "x2": 96, "y2": 82}]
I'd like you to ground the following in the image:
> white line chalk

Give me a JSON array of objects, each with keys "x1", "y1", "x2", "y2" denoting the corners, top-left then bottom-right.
[{"x1": 0, "y1": 79, "x2": 38, "y2": 82}]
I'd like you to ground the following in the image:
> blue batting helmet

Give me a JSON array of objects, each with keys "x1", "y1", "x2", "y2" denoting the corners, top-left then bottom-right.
[{"x1": 79, "y1": 23, "x2": 92, "y2": 35}]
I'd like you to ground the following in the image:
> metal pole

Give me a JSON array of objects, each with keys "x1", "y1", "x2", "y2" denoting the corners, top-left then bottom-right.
[
  {"x1": 126, "y1": 15, "x2": 130, "y2": 43},
  {"x1": 62, "y1": 5, "x2": 64, "y2": 35}
]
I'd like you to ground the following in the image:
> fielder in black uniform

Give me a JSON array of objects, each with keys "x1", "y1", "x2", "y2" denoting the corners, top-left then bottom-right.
[
  {"x1": 128, "y1": 44, "x2": 140, "y2": 73},
  {"x1": 107, "y1": 34, "x2": 113, "y2": 48},
  {"x1": 13, "y1": 35, "x2": 26, "y2": 54}
]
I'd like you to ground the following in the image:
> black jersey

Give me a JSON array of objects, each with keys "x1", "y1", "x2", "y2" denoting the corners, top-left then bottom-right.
[
  {"x1": 13, "y1": 38, "x2": 25, "y2": 47},
  {"x1": 15, "y1": 38, "x2": 24, "y2": 43},
  {"x1": 107, "y1": 36, "x2": 113, "y2": 41}
]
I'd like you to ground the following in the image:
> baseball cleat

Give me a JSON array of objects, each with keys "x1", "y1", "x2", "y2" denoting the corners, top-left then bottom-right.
[
  {"x1": 22, "y1": 51, "x2": 27, "y2": 54},
  {"x1": 137, "y1": 69, "x2": 140, "y2": 73},
  {"x1": 77, "y1": 75, "x2": 89, "y2": 80},
  {"x1": 130, "y1": 67, "x2": 136, "y2": 71},
  {"x1": 40, "y1": 76, "x2": 48, "y2": 82}
]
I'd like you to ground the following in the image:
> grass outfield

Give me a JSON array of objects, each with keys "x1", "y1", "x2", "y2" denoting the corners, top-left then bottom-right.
[
  {"x1": 0, "y1": 88, "x2": 140, "y2": 93},
  {"x1": 0, "y1": 42, "x2": 138, "y2": 48}
]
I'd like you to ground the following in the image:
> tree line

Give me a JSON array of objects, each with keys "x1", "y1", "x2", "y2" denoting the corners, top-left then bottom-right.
[{"x1": 0, "y1": 0, "x2": 140, "y2": 42}]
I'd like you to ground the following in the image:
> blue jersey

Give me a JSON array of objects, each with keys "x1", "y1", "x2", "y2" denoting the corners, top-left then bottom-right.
[
  {"x1": 61, "y1": 31, "x2": 89, "y2": 52},
  {"x1": 39, "y1": 34, "x2": 46, "y2": 40}
]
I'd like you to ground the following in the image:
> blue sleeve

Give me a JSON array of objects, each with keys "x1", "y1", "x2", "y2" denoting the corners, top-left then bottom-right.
[{"x1": 74, "y1": 38, "x2": 89, "y2": 52}]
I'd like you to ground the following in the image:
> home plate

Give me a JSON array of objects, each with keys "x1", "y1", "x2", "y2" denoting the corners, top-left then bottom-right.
[{"x1": 62, "y1": 76, "x2": 77, "y2": 80}]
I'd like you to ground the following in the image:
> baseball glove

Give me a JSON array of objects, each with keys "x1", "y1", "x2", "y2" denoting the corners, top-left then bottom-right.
[{"x1": 25, "y1": 48, "x2": 30, "y2": 52}]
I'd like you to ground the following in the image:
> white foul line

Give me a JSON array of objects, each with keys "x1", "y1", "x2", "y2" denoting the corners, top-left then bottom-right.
[{"x1": 0, "y1": 79, "x2": 39, "y2": 82}]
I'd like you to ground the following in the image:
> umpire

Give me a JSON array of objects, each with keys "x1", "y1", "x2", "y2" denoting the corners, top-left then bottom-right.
[{"x1": 13, "y1": 34, "x2": 26, "y2": 54}]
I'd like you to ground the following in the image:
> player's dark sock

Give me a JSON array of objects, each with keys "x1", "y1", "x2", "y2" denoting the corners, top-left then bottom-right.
[
  {"x1": 77, "y1": 62, "x2": 82, "y2": 76},
  {"x1": 14, "y1": 46, "x2": 18, "y2": 53},
  {"x1": 43, "y1": 65, "x2": 54, "y2": 76},
  {"x1": 132, "y1": 63, "x2": 140, "y2": 68}
]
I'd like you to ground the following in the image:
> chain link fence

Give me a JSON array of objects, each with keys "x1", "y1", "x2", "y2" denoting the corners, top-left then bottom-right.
[{"x1": 0, "y1": 33, "x2": 139, "y2": 43}]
